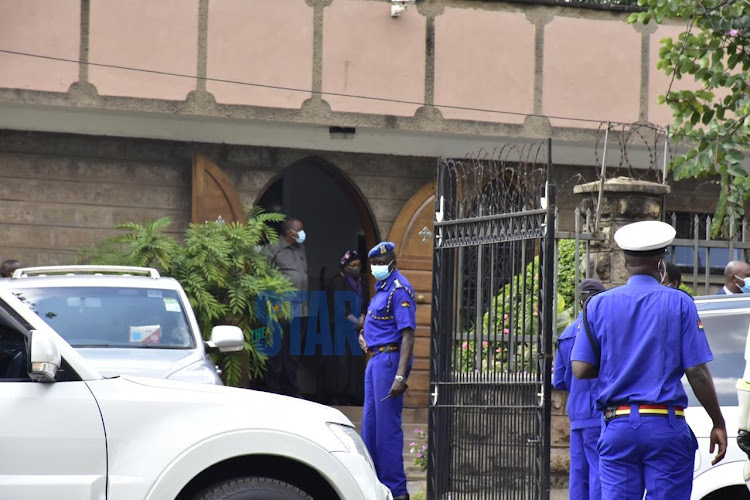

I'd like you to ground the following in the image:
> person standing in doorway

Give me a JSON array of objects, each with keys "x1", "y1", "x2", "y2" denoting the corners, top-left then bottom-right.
[
  {"x1": 324, "y1": 249, "x2": 367, "y2": 405},
  {"x1": 263, "y1": 217, "x2": 308, "y2": 397},
  {"x1": 572, "y1": 221, "x2": 726, "y2": 499},
  {"x1": 553, "y1": 278, "x2": 606, "y2": 500},
  {"x1": 360, "y1": 241, "x2": 415, "y2": 500}
]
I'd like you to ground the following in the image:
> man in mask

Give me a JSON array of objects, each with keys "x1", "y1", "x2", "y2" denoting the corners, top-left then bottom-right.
[
  {"x1": 263, "y1": 217, "x2": 308, "y2": 397},
  {"x1": 572, "y1": 220, "x2": 726, "y2": 499},
  {"x1": 717, "y1": 260, "x2": 750, "y2": 294},
  {"x1": 359, "y1": 241, "x2": 415, "y2": 500},
  {"x1": 553, "y1": 277, "x2": 606, "y2": 500}
]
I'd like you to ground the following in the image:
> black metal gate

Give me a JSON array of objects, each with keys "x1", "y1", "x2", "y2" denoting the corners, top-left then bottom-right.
[{"x1": 427, "y1": 142, "x2": 555, "y2": 499}]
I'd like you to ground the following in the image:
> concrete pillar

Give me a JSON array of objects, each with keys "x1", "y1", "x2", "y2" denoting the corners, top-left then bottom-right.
[{"x1": 574, "y1": 177, "x2": 671, "y2": 287}]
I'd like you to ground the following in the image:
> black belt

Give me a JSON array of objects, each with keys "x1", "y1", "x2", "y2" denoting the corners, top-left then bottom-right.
[{"x1": 368, "y1": 343, "x2": 400, "y2": 354}]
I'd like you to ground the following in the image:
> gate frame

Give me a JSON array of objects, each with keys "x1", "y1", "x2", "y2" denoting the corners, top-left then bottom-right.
[{"x1": 426, "y1": 140, "x2": 555, "y2": 500}]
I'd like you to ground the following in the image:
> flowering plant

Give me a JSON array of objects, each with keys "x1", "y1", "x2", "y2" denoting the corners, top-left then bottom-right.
[{"x1": 409, "y1": 428, "x2": 428, "y2": 472}]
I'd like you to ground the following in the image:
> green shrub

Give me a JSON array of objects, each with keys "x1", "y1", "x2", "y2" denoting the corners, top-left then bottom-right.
[{"x1": 74, "y1": 207, "x2": 291, "y2": 387}]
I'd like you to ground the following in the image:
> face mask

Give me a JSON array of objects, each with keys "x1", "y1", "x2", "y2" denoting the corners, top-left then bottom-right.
[
  {"x1": 294, "y1": 230, "x2": 306, "y2": 245},
  {"x1": 736, "y1": 275, "x2": 750, "y2": 293},
  {"x1": 345, "y1": 267, "x2": 361, "y2": 278},
  {"x1": 657, "y1": 259, "x2": 666, "y2": 285},
  {"x1": 371, "y1": 261, "x2": 393, "y2": 281}
]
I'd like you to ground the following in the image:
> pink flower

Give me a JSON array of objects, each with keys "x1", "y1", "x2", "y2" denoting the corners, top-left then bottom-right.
[
  {"x1": 410, "y1": 442, "x2": 416, "y2": 447},
  {"x1": 461, "y1": 342, "x2": 468, "y2": 350},
  {"x1": 482, "y1": 341, "x2": 488, "y2": 348},
  {"x1": 503, "y1": 328, "x2": 510, "y2": 334},
  {"x1": 417, "y1": 452, "x2": 423, "y2": 458},
  {"x1": 422, "y1": 445, "x2": 428, "y2": 451},
  {"x1": 496, "y1": 347, "x2": 503, "y2": 353},
  {"x1": 415, "y1": 428, "x2": 422, "y2": 434},
  {"x1": 730, "y1": 29, "x2": 739, "y2": 36},
  {"x1": 503, "y1": 314, "x2": 509, "y2": 320}
]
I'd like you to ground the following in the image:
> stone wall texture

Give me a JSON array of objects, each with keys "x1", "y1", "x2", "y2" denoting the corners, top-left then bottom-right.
[{"x1": 0, "y1": 130, "x2": 435, "y2": 265}]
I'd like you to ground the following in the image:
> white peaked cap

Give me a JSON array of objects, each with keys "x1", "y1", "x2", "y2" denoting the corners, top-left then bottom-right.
[{"x1": 614, "y1": 220, "x2": 676, "y2": 252}]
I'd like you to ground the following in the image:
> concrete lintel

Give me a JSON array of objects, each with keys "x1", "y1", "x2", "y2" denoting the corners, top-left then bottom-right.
[{"x1": 574, "y1": 176, "x2": 671, "y2": 194}]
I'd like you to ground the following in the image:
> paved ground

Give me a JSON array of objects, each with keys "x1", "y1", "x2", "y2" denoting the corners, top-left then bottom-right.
[{"x1": 407, "y1": 481, "x2": 569, "y2": 498}]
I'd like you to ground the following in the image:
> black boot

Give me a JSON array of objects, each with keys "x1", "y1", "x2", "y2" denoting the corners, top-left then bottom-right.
[{"x1": 393, "y1": 495, "x2": 410, "y2": 500}]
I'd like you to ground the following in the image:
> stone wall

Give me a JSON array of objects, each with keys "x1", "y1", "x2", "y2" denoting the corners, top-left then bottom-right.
[{"x1": 0, "y1": 130, "x2": 435, "y2": 265}]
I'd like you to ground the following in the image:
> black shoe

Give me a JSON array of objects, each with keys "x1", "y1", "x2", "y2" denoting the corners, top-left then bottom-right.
[{"x1": 393, "y1": 495, "x2": 409, "y2": 500}]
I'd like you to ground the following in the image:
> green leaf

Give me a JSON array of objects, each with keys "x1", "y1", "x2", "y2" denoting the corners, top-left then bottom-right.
[{"x1": 728, "y1": 149, "x2": 745, "y2": 164}]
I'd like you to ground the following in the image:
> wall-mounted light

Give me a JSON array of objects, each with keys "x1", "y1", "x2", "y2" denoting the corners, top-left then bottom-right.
[
  {"x1": 391, "y1": 0, "x2": 416, "y2": 18},
  {"x1": 329, "y1": 126, "x2": 356, "y2": 140}
]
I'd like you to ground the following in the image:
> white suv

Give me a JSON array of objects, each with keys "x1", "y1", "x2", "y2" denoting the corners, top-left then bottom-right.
[
  {"x1": 1, "y1": 265, "x2": 244, "y2": 384},
  {"x1": 0, "y1": 287, "x2": 391, "y2": 500}
]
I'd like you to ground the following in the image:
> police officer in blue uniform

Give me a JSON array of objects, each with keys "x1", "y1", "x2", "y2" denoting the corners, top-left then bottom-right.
[
  {"x1": 360, "y1": 241, "x2": 415, "y2": 500},
  {"x1": 571, "y1": 221, "x2": 727, "y2": 499},
  {"x1": 553, "y1": 278, "x2": 606, "y2": 500}
]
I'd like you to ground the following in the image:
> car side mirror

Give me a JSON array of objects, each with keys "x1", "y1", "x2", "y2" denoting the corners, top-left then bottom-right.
[
  {"x1": 206, "y1": 326, "x2": 244, "y2": 353},
  {"x1": 29, "y1": 329, "x2": 60, "y2": 382}
]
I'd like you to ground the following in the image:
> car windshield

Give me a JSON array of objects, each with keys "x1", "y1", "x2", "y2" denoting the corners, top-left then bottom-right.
[
  {"x1": 12, "y1": 286, "x2": 195, "y2": 349},
  {"x1": 682, "y1": 303, "x2": 749, "y2": 407}
]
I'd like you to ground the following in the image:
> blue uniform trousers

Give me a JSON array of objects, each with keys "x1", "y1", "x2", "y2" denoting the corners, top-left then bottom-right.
[
  {"x1": 361, "y1": 351, "x2": 409, "y2": 497},
  {"x1": 598, "y1": 409, "x2": 698, "y2": 500},
  {"x1": 570, "y1": 426, "x2": 602, "y2": 500}
]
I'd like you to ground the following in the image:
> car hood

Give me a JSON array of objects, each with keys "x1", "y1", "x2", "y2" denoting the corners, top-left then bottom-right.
[
  {"x1": 75, "y1": 347, "x2": 204, "y2": 379},
  {"x1": 90, "y1": 375, "x2": 352, "y2": 430},
  {"x1": 685, "y1": 406, "x2": 739, "y2": 438}
]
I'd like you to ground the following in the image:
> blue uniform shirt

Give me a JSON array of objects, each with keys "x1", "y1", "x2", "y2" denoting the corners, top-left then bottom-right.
[
  {"x1": 553, "y1": 315, "x2": 600, "y2": 429},
  {"x1": 571, "y1": 274, "x2": 712, "y2": 409},
  {"x1": 364, "y1": 269, "x2": 416, "y2": 347}
]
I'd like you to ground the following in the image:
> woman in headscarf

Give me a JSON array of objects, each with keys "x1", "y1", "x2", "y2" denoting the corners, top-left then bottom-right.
[{"x1": 324, "y1": 250, "x2": 368, "y2": 405}]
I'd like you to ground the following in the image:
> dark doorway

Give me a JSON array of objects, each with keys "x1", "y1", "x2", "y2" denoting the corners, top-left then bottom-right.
[{"x1": 256, "y1": 157, "x2": 379, "y2": 405}]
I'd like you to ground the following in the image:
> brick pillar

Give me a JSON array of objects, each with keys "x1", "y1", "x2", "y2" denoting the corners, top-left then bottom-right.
[{"x1": 573, "y1": 177, "x2": 671, "y2": 287}]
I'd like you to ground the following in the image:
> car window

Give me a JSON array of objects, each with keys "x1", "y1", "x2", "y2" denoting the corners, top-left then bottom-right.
[
  {"x1": 682, "y1": 307, "x2": 749, "y2": 407},
  {"x1": 12, "y1": 287, "x2": 195, "y2": 349}
]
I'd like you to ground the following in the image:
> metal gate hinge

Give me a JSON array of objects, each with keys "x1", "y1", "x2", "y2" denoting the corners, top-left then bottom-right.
[{"x1": 430, "y1": 385, "x2": 438, "y2": 406}]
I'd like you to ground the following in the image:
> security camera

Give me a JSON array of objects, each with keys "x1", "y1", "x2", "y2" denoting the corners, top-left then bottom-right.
[{"x1": 391, "y1": 0, "x2": 416, "y2": 18}]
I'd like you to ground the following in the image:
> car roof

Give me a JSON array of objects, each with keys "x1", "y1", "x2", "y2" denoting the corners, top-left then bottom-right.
[
  {"x1": 694, "y1": 294, "x2": 750, "y2": 313},
  {"x1": 0, "y1": 265, "x2": 183, "y2": 291},
  {"x1": 1, "y1": 275, "x2": 183, "y2": 290}
]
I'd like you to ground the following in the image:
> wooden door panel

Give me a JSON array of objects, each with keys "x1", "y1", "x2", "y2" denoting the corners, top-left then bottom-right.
[
  {"x1": 402, "y1": 270, "x2": 432, "y2": 293},
  {"x1": 416, "y1": 306, "x2": 431, "y2": 326},
  {"x1": 414, "y1": 336, "x2": 430, "y2": 358},
  {"x1": 415, "y1": 325, "x2": 431, "y2": 338},
  {"x1": 192, "y1": 153, "x2": 245, "y2": 224},
  {"x1": 389, "y1": 180, "x2": 436, "y2": 409}
]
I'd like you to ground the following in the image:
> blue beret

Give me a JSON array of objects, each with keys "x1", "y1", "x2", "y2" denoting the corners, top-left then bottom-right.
[{"x1": 368, "y1": 241, "x2": 396, "y2": 258}]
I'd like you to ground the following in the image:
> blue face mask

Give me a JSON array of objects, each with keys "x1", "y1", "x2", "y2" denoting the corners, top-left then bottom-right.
[
  {"x1": 294, "y1": 230, "x2": 306, "y2": 245},
  {"x1": 736, "y1": 275, "x2": 750, "y2": 293},
  {"x1": 371, "y1": 261, "x2": 393, "y2": 281}
]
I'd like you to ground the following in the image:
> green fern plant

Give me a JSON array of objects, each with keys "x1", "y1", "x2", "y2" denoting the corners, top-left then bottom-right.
[{"x1": 74, "y1": 207, "x2": 292, "y2": 387}]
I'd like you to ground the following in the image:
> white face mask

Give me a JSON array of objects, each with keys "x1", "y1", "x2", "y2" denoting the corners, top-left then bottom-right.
[{"x1": 370, "y1": 261, "x2": 394, "y2": 281}]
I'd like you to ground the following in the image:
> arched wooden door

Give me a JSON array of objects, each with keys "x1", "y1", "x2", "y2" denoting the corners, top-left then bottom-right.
[
  {"x1": 191, "y1": 153, "x2": 245, "y2": 224},
  {"x1": 388, "y1": 179, "x2": 436, "y2": 409}
]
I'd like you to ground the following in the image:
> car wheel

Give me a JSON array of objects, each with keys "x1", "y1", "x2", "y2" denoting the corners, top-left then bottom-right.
[{"x1": 194, "y1": 477, "x2": 313, "y2": 500}]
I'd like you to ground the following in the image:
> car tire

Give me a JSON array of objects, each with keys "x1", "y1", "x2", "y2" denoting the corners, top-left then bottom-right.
[{"x1": 194, "y1": 477, "x2": 313, "y2": 500}]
